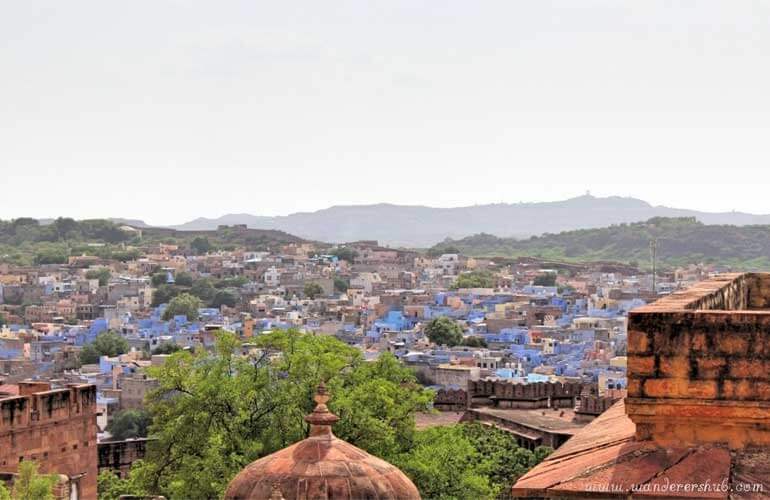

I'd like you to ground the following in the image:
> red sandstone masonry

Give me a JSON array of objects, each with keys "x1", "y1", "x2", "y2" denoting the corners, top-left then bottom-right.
[
  {"x1": 626, "y1": 273, "x2": 770, "y2": 449},
  {"x1": 0, "y1": 384, "x2": 97, "y2": 499}
]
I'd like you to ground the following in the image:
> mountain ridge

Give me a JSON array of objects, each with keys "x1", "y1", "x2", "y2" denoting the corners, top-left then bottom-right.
[{"x1": 163, "y1": 195, "x2": 770, "y2": 247}]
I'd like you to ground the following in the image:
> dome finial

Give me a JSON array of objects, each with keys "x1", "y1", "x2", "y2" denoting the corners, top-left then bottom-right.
[
  {"x1": 269, "y1": 482, "x2": 285, "y2": 500},
  {"x1": 304, "y1": 382, "x2": 339, "y2": 437}
]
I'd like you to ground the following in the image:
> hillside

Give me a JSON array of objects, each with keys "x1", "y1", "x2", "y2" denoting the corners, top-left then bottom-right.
[
  {"x1": 428, "y1": 217, "x2": 770, "y2": 270},
  {"x1": 0, "y1": 218, "x2": 311, "y2": 266},
  {"x1": 167, "y1": 195, "x2": 770, "y2": 247}
]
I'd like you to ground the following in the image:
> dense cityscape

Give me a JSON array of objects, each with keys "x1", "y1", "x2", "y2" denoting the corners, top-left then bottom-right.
[{"x1": 4, "y1": 217, "x2": 764, "y2": 499}]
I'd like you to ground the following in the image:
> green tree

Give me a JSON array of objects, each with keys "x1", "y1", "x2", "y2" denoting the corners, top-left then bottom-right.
[
  {"x1": 162, "y1": 293, "x2": 201, "y2": 321},
  {"x1": 424, "y1": 317, "x2": 464, "y2": 347},
  {"x1": 451, "y1": 270, "x2": 496, "y2": 290},
  {"x1": 0, "y1": 312, "x2": 6, "y2": 327},
  {"x1": 107, "y1": 409, "x2": 151, "y2": 440},
  {"x1": 80, "y1": 331, "x2": 130, "y2": 364},
  {"x1": 333, "y1": 276, "x2": 349, "y2": 293},
  {"x1": 11, "y1": 461, "x2": 58, "y2": 500},
  {"x1": 330, "y1": 247, "x2": 357, "y2": 263},
  {"x1": 462, "y1": 336, "x2": 487, "y2": 348},
  {"x1": 97, "y1": 469, "x2": 145, "y2": 500},
  {"x1": 85, "y1": 268, "x2": 111, "y2": 286},
  {"x1": 392, "y1": 425, "x2": 493, "y2": 500},
  {"x1": 190, "y1": 237, "x2": 212, "y2": 255},
  {"x1": 174, "y1": 271, "x2": 194, "y2": 287},
  {"x1": 460, "y1": 423, "x2": 551, "y2": 494},
  {"x1": 533, "y1": 273, "x2": 557, "y2": 287},
  {"x1": 131, "y1": 330, "x2": 431, "y2": 499},
  {"x1": 34, "y1": 245, "x2": 68, "y2": 265},
  {"x1": 212, "y1": 289, "x2": 238, "y2": 308},
  {"x1": 152, "y1": 343, "x2": 182, "y2": 355},
  {"x1": 150, "y1": 272, "x2": 167, "y2": 287},
  {"x1": 303, "y1": 282, "x2": 324, "y2": 299},
  {"x1": 190, "y1": 278, "x2": 216, "y2": 303},
  {"x1": 151, "y1": 284, "x2": 179, "y2": 307}
]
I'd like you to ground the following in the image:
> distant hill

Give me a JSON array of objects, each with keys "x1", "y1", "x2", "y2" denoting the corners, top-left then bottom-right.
[
  {"x1": 428, "y1": 217, "x2": 770, "y2": 270},
  {"x1": 0, "y1": 218, "x2": 311, "y2": 266},
  {"x1": 168, "y1": 195, "x2": 770, "y2": 247}
]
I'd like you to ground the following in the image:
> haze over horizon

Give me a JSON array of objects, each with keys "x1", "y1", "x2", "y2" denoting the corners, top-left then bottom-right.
[{"x1": 4, "y1": 1, "x2": 770, "y2": 224}]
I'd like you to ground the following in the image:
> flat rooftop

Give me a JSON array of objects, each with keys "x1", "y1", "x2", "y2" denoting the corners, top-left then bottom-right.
[{"x1": 471, "y1": 407, "x2": 584, "y2": 434}]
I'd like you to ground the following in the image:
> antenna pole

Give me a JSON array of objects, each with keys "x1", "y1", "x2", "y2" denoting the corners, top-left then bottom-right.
[{"x1": 650, "y1": 239, "x2": 658, "y2": 294}]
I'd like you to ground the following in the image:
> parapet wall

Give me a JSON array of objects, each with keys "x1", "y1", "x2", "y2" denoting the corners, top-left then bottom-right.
[
  {"x1": 0, "y1": 384, "x2": 98, "y2": 499},
  {"x1": 469, "y1": 380, "x2": 583, "y2": 409},
  {"x1": 627, "y1": 272, "x2": 770, "y2": 449}
]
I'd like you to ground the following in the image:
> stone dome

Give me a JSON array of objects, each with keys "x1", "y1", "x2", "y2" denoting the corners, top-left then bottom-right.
[{"x1": 224, "y1": 383, "x2": 421, "y2": 500}]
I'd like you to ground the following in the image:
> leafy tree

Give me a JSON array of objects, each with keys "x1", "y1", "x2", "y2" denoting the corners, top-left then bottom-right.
[
  {"x1": 427, "y1": 245, "x2": 461, "y2": 257},
  {"x1": 216, "y1": 276, "x2": 248, "y2": 288},
  {"x1": 303, "y1": 282, "x2": 324, "y2": 299},
  {"x1": 460, "y1": 423, "x2": 551, "y2": 494},
  {"x1": 34, "y1": 246, "x2": 68, "y2": 265},
  {"x1": 333, "y1": 277, "x2": 349, "y2": 293},
  {"x1": 212, "y1": 290, "x2": 238, "y2": 308},
  {"x1": 152, "y1": 343, "x2": 182, "y2": 355},
  {"x1": 130, "y1": 330, "x2": 431, "y2": 499},
  {"x1": 174, "y1": 271, "x2": 194, "y2": 287},
  {"x1": 86, "y1": 268, "x2": 111, "y2": 286},
  {"x1": 162, "y1": 293, "x2": 201, "y2": 321},
  {"x1": 451, "y1": 270, "x2": 496, "y2": 290},
  {"x1": 190, "y1": 278, "x2": 216, "y2": 303},
  {"x1": 151, "y1": 284, "x2": 179, "y2": 307},
  {"x1": 0, "y1": 313, "x2": 5, "y2": 327},
  {"x1": 330, "y1": 247, "x2": 357, "y2": 263},
  {"x1": 80, "y1": 332, "x2": 130, "y2": 364},
  {"x1": 392, "y1": 425, "x2": 493, "y2": 499},
  {"x1": 462, "y1": 336, "x2": 487, "y2": 348},
  {"x1": 190, "y1": 237, "x2": 212, "y2": 255},
  {"x1": 97, "y1": 469, "x2": 145, "y2": 500},
  {"x1": 150, "y1": 272, "x2": 167, "y2": 287},
  {"x1": 11, "y1": 461, "x2": 58, "y2": 500},
  {"x1": 424, "y1": 317, "x2": 464, "y2": 347},
  {"x1": 107, "y1": 409, "x2": 151, "y2": 440},
  {"x1": 533, "y1": 273, "x2": 557, "y2": 287}
]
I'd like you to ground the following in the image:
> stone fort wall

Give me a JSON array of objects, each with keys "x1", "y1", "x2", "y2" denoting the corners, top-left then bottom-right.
[{"x1": 0, "y1": 384, "x2": 98, "y2": 499}]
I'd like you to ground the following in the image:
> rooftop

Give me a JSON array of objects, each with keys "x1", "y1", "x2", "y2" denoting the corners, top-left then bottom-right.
[
  {"x1": 512, "y1": 400, "x2": 770, "y2": 499},
  {"x1": 472, "y1": 407, "x2": 584, "y2": 434}
]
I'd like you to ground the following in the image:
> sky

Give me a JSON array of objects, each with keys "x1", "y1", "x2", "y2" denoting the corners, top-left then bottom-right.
[{"x1": 2, "y1": 1, "x2": 770, "y2": 225}]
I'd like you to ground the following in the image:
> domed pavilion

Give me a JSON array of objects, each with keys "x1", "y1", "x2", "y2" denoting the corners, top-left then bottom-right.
[{"x1": 224, "y1": 383, "x2": 421, "y2": 500}]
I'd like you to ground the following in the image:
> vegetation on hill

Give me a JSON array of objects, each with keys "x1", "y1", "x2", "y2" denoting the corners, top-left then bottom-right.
[
  {"x1": 0, "y1": 217, "x2": 311, "y2": 266},
  {"x1": 451, "y1": 270, "x2": 497, "y2": 289},
  {"x1": 429, "y1": 217, "x2": 770, "y2": 270}
]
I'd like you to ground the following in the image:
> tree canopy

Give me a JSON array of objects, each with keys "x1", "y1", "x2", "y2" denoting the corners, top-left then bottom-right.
[
  {"x1": 451, "y1": 270, "x2": 497, "y2": 290},
  {"x1": 125, "y1": 330, "x2": 432, "y2": 499},
  {"x1": 8, "y1": 461, "x2": 58, "y2": 500},
  {"x1": 80, "y1": 331, "x2": 130, "y2": 364},
  {"x1": 162, "y1": 293, "x2": 201, "y2": 321},
  {"x1": 393, "y1": 423, "x2": 551, "y2": 499},
  {"x1": 533, "y1": 273, "x2": 557, "y2": 287},
  {"x1": 424, "y1": 317, "x2": 464, "y2": 347},
  {"x1": 303, "y1": 282, "x2": 324, "y2": 299},
  {"x1": 107, "y1": 409, "x2": 151, "y2": 441},
  {"x1": 85, "y1": 267, "x2": 111, "y2": 286}
]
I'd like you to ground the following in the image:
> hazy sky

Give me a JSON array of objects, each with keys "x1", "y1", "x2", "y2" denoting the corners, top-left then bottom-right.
[{"x1": 3, "y1": 1, "x2": 770, "y2": 225}]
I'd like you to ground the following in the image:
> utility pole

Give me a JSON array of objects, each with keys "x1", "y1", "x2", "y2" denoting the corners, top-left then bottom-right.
[{"x1": 650, "y1": 238, "x2": 658, "y2": 294}]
